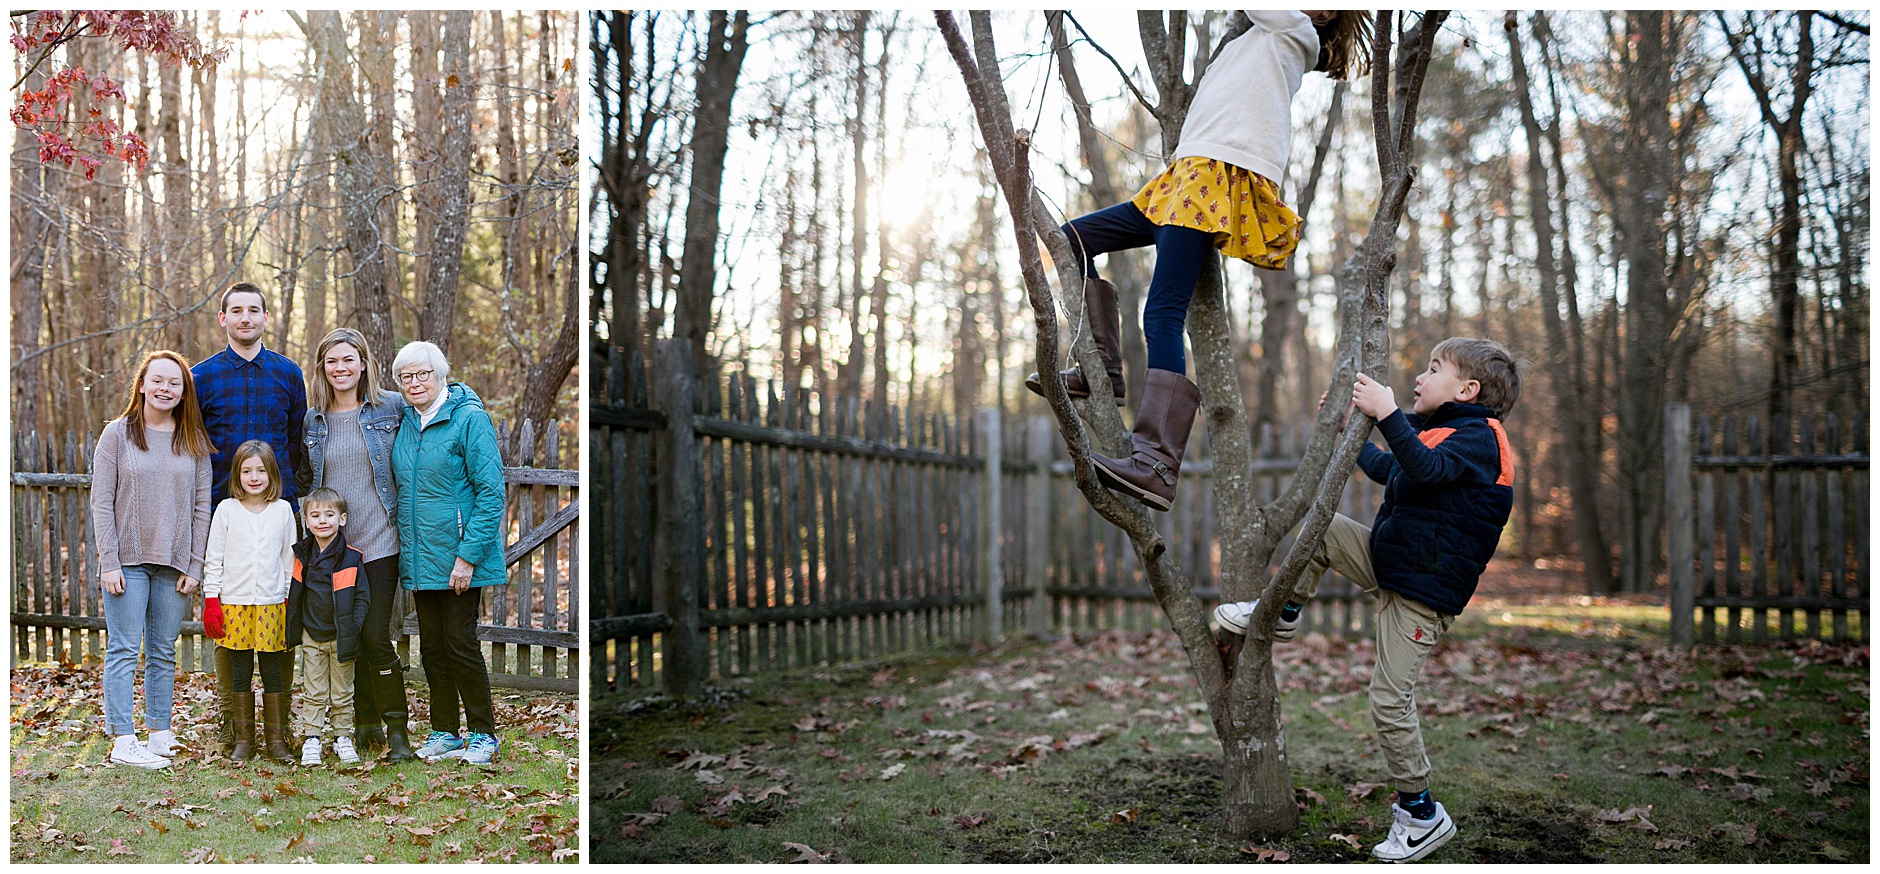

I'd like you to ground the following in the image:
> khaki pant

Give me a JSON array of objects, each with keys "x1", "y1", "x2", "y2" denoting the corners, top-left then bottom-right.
[
  {"x1": 1292, "y1": 513, "x2": 1453, "y2": 794},
  {"x1": 294, "y1": 632, "x2": 355, "y2": 737}
]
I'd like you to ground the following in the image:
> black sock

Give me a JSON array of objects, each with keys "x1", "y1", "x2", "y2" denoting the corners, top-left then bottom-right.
[
  {"x1": 1398, "y1": 788, "x2": 1436, "y2": 820},
  {"x1": 1279, "y1": 602, "x2": 1303, "y2": 622}
]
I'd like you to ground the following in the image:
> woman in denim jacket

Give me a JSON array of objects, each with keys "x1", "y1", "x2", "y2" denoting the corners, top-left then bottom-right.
[{"x1": 302, "y1": 328, "x2": 414, "y2": 761}]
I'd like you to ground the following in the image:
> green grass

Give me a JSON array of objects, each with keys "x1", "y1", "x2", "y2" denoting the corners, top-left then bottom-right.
[
  {"x1": 10, "y1": 663, "x2": 580, "y2": 863},
  {"x1": 591, "y1": 605, "x2": 1868, "y2": 863}
]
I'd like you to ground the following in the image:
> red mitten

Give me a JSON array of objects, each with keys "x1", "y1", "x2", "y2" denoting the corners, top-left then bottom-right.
[{"x1": 203, "y1": 597, "x2": 225, "y2": 639}]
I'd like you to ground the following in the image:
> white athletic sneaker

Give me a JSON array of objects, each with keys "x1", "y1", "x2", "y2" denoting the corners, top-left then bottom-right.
[
  {"x1": 1372, "y1": 802, "x2": 1457, "y2": 863},
  {"x1": 333, "y1": 735, "x2": 360, "y2": 765},
  {"x1": 110, "y1": 735, "x2": 170, "y2": 769},
  {"x1": 300, "y1": 736, "x2": 324, "y2": 766},
  {"x1": 145, "y1": 729, "x2": 177, "y2": 758},
  {"x1": 1212, "y1": 599, "x2": 1300, "y2": 640}
]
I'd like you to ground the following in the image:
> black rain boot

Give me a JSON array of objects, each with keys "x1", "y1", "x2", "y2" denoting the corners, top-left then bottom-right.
[
  {"x1": 353, "y1": 668, "x2": 384, "y2": 753},
  {"x1": 377, "y1": 665, "x2": 415, "y2": 763},
  {"x1": 1026, "y1": 276, "x2": 1127, "y2": 406},
  {"x1": 1089, "y1": 368, "x2": 1201, "y2": 512}
]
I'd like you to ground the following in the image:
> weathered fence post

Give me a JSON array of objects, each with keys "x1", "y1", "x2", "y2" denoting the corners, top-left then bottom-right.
[
  {"x1": 654, "y1": 339, "x2": 707, "y2": 696},
  {"x1": 978, "y1": 407, "x2": 1002, "y2": 643},
  {"x1": 1666, "y1": 403, "x2": 1694, "y2": 649},
  {"x1": 1025, "y1": 416, "x2": 1053, "y2": 639}
]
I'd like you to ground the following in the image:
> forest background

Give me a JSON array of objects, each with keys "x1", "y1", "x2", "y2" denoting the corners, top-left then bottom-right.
[
  {"x1": 591, "y1": 10, "x2": 1869, "y2": 594},
  {"x1": 12, "y1": 10, "x2": 582, "y2": 453}
]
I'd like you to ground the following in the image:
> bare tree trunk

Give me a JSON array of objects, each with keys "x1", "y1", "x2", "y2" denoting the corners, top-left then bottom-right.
[
  {"x1": 420, "y1": 10, "x2": 476, "y2": 355},
  {"x1": 673, "y1": 10, "x2": 751, "y2": 379},
  {"x1": 492, "y1": 12, "x2": 523, "y2": 307},
  {"x1": 158, "y1": 52, "x2": 188, "y2": 352},
  {"x1": 1613, "y1": 11, "x2": 1676, "y2": 593},
  {"x1": 10, "y1": 65, "x2": 61, "y2": 437},
  {"x1": 409, "y1": 13, "x2": 442, "y2": 325},
  {"x1": 1507, "y1": 11, "x2": 1614, "y2": 591}
]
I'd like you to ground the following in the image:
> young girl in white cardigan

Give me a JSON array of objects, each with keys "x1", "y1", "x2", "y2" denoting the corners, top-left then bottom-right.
[{"x1": 202, "y1": 440, "x2": 298, "y2": 762}]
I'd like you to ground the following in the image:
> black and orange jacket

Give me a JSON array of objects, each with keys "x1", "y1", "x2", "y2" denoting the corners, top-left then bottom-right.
[
  {"x1": 286, "y1": 530, "x2": 370, "y2": 663},
  {"x1": 1358, "y1": 401, "x2": 1514, "y2": 616}
]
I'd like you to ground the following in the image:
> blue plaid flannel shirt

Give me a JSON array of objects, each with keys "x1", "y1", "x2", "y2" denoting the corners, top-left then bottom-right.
[{"x1": 191, "y1": 345, "x2": 310, "y2": 505}]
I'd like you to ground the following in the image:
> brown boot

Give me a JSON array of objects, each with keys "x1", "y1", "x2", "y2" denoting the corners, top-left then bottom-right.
[
  {"x1": 214, "y1": 645, "x2": 235, "y2": 754},
  {"x1": 261, "y1": 692, "x2": 296, "y2": 762},
  {"x1": 1026, "y1": 277, "x2": 1126, "y2": 406},
  {"x1": 1089, "y1": 368, "x2": 1200, "y2": 512},
  {"x1": 228, "y1": 690, "x2": 256, "y2": 762}
]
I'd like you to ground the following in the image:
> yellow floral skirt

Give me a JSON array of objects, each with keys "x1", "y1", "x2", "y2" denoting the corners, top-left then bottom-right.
[
  {"x1": 220, "y1": 602, "x2": 288, "y2": 652},
  {"x1": 1131, "y1": 156, "x2": 1302, "y2": 270}
]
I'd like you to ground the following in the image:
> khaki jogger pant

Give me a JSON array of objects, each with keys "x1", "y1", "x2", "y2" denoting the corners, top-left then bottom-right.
[
  {"x1": 294, "y1": 632, "x2": 355, "y2": 737},
  {"x1": 1291, "y1": 513, "x2": 1454, "y2": 794}
]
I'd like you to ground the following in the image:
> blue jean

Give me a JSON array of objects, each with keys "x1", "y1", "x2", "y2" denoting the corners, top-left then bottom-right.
[
  {"x1": 102, "y1": 564, "x2": 187, "y2": 736},
  {"x1": 1062, "y1": 200, "x2": 1214, "y2": 375}
]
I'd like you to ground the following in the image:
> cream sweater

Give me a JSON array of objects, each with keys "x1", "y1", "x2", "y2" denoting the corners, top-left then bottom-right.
[
  {"x1": 202, "y1": 498, "x2": 296, "y2": 604},
  {"x1": 1172, "y1": 10, "x2": 1320, "y2": 183}
]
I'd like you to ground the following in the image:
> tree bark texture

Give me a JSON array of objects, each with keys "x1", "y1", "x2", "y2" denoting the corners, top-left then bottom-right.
[
  {"x1": 673, "y1": 10, "x2": 751, "y2": 380},
  {"x1": 420, "y1": 10, "x2": 476, "y2": 355}
]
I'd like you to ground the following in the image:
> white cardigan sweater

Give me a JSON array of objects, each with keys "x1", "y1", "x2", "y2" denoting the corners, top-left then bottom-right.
[
  {"x1": 201, "y1": 498, "x2": 296, "y2": 605},
  {"x1": 1172, "y1": 10, "x2": 1320, "y2": 184}
]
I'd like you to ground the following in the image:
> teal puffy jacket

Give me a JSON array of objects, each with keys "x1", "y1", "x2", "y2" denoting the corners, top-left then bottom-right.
[{"x1": 393, "y1": 383, "x2": 507, "y2": 591}]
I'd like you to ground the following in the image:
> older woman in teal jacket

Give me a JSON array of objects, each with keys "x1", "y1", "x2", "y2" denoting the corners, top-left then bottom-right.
[{"x1": 390, "y1": 340, "x2": 506, "y2": 766}]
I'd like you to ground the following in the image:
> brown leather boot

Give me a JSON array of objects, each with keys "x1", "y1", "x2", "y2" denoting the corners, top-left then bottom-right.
[
  {"x1": 1089, "y1": 368, "x2": 1201, "y2": 512},
  {"x1": 1026, "y1": 277, "x2": 1126, "y2": 406},
  {"x1": 261, "y1": 692, "x2": 296, "y2": 762},
  {"x1": 215, "y1": 645, "x2": 235, "y2": 754},
  {"x1": 228, "y1": 690, "x2": 256, "y2": 762}
]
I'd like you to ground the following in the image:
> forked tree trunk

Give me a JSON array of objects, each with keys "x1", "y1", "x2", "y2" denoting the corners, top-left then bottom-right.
[{"x1": 939, "y1": 10, "x2": 1445, "y2": 841}]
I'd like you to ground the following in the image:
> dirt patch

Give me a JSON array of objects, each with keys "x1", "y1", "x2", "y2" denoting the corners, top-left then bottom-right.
[{"x1": 1467, "y1": 801, "x2": 1601, "y2": 863}]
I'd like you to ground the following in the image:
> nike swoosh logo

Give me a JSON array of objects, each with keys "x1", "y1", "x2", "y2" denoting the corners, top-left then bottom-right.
[{"x1": 1406, "y1": 821, "x2": 1444, "y2": 849}]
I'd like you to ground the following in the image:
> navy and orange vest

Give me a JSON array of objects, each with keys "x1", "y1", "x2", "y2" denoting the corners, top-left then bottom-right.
[
  {"x1": 286, "y1": 531, "x2": 370, "y2": 663},
  {"x1": 1357, "y1": 401, "x2": 1514, "y2": 616}
]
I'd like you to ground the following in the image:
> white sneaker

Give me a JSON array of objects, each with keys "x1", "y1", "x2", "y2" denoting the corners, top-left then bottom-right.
[
  {"x1": 110, "y1": 735, "x2": 170, "y2": 769},
  {"x1": 145, "y1": 729, "x2": 177, "y2": 758},
  {"x1": 1372, "y1": 802, "x2": 1456, "y2": 863},
  {"x1": 333, "y1": 735, "x2": 360, "y2": 765},
  {"x1": 1212, "y1": 599, "x2": 1300, "y2": 640},
  {"x1": 300, "y1": 736, "x2": 324, "y2": 766}
]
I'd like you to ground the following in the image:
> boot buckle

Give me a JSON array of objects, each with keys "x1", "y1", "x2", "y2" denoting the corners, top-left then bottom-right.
[{"x1": 1150, "y1": 460, "x2": 1175, "y2": 486}]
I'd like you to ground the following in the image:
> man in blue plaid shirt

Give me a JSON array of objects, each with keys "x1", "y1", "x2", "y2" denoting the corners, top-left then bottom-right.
[
  {"x1": 191, "y1": 282, "x2": 311, "y2": 506},
  {"x1": 193, "y1": 281, "x2": 312, "y2": 753}
]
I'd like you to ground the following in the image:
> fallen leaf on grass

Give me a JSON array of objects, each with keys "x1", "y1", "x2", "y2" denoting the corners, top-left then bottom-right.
[
  {"x1": 956, "y1": 814, "x2": 988, "y2": 829},
  {"x1": 651, "y1": 795, "x2": 685, "y2": 814},
  {"x1": 695, "y1": 769, "x2": 725, "y2": 785},
  {"x1": 1111, "y1": 809, "x2": 1139, "y2": 824},
  {"x1": 1815, "y1": 842, "x2": 1850, "y2": 861},
  {"x1": 879, "y1": 764, "x2": 906, "y2": 781},
  {"x1": 617, "y1": 823, "x2": 644, "y2": 841},
  {"x1": 1595, "y1": 805, "x2": 1652, "y2": 825},
  {"x1": 106, "y1": 839, "x2": 132, "y2": 856},
  {"x1": 184, "y1": 846, "x2": 216, "y2": 863},
  {"x1": 1239, "y1": 845, "x2": 1290, "y2": 862},
  {"x1": 672, "y1": 750, "x2": 726, "y2": 771},
  {"x1": 283, "y1": 831, "x2": 313, "y2": 853},
  {"x1": 1330, "y1": 834, "x2": 1361, "y2": 849},
  {"x1": 1346, "y1": 782, "x2": 1387, "y2": 801},
  {"x1": 1297, "y1": 787, "x2": 1326, "y2": 807},
  {"x1": 783, "y1": 842, "x2": 829, "y2": 863},
  {"x1": 1806, "y1": 779, "x2": 1832, "y2": 797},
  {"x1": 753, "y1": 784, "x2": 789, "y2": 803},
  {"x1": 1654, "y1": 838, "x2": 1693, "y2": 851}
]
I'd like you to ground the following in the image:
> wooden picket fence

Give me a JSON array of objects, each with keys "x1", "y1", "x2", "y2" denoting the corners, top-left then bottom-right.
[
  {"x1": 1666, "y1": 404, "x2": 1869, "y2": 646},
  {"x1": 10, "y1": 418, "x2": 579, "y2": 692},
  {"x1": 592, "y1": 338, "x2": 1380, "y2": 694}
]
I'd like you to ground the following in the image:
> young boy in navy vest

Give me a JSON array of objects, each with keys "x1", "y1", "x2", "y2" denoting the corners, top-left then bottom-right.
[
  {"x1": 1215, "y1": 337, "x2": 1519, "y2": 863},
  {"x1": 287, "y1": 487, "x2": 370, "y2": 767}
]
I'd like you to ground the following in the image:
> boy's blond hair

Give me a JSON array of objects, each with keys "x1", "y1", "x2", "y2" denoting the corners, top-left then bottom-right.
[
  {"x1": 1431, "y1": 338, "x2": 1521, "y2": 418},
  {"x1": 302, "y1": 486, "x2": 348, "y2": 517}
]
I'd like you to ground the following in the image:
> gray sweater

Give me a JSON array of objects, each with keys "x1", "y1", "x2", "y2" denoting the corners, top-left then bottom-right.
[{"x1": 89, "y1": 417, "x2": 213, "y2": 578}]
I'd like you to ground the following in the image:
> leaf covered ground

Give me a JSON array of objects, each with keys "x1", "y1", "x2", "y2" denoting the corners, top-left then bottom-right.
[
  {"x1": 590, "y1": 561, "x2": 1869, "y2": 863},
  {"x1": 10, "y1": 664, "x2": 580, "y2": 863}
]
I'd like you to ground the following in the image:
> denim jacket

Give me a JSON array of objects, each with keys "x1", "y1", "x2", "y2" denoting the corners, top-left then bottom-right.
[{"x1": 302, "y1": 391, "x2": 403, "y2": 515}]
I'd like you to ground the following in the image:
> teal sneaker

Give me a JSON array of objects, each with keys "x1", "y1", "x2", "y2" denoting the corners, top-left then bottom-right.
[
  {"x1": 414, "y1": 731, "x2": 463, "y2": 761},
  {"x1": 441, "y1": 732, "x2": 498, "y2": 765}
]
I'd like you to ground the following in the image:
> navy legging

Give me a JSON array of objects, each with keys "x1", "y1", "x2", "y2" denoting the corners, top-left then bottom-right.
[{"x1": 1062, "y1": 200, "x2": 1214, "y2": 374}]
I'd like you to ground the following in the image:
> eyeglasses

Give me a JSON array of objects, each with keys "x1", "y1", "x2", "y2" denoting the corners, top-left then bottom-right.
[{"x1": 397, "y1": 369, "x2": 436, "y2": 385}]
